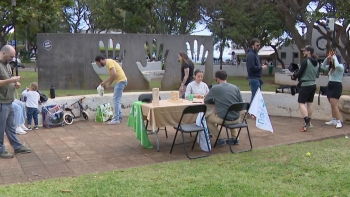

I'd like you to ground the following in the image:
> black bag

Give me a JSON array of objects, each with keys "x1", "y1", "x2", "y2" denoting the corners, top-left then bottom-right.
[
  {"x1": 37, "y1": 90, "x2": 48, "y2": 103},
  {"x1": 318, "y1": 86, "x2": 327, "y2": 105}
]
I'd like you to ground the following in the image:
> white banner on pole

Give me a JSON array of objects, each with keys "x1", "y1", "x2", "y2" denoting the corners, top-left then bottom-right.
[{"x1": 248, "y1": 88, "x2": 274, "y2": 133}]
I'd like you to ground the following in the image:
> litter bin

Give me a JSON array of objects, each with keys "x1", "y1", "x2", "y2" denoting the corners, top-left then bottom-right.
[{"x1": 268, "y1": 66, "x2": 273, "y2": 75}]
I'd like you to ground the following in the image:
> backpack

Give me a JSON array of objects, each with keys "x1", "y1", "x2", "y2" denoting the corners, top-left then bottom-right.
[
  {"x1": 20, "y1": 89, "x2": 48, "y2": 103},
  {"x1": 37, "y1": 90, "x2": 48, "y2": 103}
]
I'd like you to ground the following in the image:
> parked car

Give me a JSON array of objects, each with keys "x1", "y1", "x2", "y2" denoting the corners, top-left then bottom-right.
[{"x1": 9, "y1": 57, "x2": 25, "y2": 70}]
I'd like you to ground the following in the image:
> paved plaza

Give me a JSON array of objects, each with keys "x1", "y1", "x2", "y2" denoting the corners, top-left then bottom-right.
[{"x1": 1, "y1": 116, "x2": 349, "y2": 185}]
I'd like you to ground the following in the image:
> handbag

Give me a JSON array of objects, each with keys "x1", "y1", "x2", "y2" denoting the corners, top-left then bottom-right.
[{"x1": 95, "y1": 103, "x2": 113, "y2": 122}]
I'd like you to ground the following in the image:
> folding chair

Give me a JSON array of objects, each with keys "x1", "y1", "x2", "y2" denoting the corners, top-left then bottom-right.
[
  {"x1": 213, "y1": 102, "x2": 252, "y2": 153},
  {"x1": 170, "y1": 105, "x2": 211, "y2": 159},
  {"x1": 138, "y1": 94, "x2": 168, "y2": 152}
]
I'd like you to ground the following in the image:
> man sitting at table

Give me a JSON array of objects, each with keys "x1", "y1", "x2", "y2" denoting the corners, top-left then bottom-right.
[{"x1": 204, "y1": 70, "x2": 243, "y2": 146}]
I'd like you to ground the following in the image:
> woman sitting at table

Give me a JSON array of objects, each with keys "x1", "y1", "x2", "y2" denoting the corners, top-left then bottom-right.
[{"x1": 185, "y1": 69, "x2": 209, "y2": 99}]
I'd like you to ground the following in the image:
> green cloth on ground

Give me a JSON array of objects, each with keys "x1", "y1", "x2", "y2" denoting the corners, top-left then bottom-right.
[{"x1": 127, "y1": 101, "x2": 153, "y2": 149}]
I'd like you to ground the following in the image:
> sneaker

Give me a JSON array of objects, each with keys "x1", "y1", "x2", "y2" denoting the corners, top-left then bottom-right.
[
  {"x1": 107, "y1": 119, "x2": 120, "y2": 125},
  {"x1": 226, "y1": 138, "x2": 240, "y2": 145},
  {"x1": 27, "y1": 126, "x2": 32, "y2": 131},
  {"x1": 325, "y1": 119, "x2": 337, "y2": 125},
  {"x1": 0, "y1": 151, "x2": 14, "y2": 159},
  {"x1": 336, "y1": 121, "x2": 343, "y2": 129},
  {"x1": 300, "y1": 122, "x2": 311, "y2": 132},
  {"x1": 16, "y1": 127, "x2": 27, "y2": 135},
  {"x1": 33, "y1": 125, "x2": 39, "y2": 130},
  {"x1": 20, "y1": 124, "x2": 29, "y2": 131},
  {"x1": 216, "y1": 139, "x2": 226, "y2": 146},
  {"x1": 14, "y1": 146, "x2": 32, "y2": 154}
]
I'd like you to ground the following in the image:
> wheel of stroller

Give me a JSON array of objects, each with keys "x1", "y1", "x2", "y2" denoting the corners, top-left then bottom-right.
[
  {"x1": 82, "y1": 111, "x2": 89, "y2": 120},
  {"x1": 64, "y1": 114, "x2": 74, "y2": 125}
]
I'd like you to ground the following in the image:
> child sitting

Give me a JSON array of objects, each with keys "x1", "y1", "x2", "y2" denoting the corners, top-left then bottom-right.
[{"x1": 22, "y1": 82, "x2": 40, "y2": 130}]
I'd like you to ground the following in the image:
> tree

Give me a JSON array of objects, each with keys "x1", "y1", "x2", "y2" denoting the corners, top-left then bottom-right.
[
  {"x1": 0, "y1": 0, "x2": 73, "y2": 47},
  {"x1": 201, "y1": 0, "x2": 287, "y2": 66},
  {"x1": 261, "y1": 0, "x2": 326, "y2": 52},
  {"x1": 313, "y1": 1, "x2": 350, "y2": 64},
  {"x1": 63, "y1": 0, "x2": 89, "y2": 33}
]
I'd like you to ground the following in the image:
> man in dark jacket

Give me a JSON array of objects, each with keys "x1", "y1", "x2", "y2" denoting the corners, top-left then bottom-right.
[
  {"x1": 291, "y1": 45, "x2": 319, "y2": 132},
  {"x1": 246, "y1": 38, "x2": 267, "y2": 103}
]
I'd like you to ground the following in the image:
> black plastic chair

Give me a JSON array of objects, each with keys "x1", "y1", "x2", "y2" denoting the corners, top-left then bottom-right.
[
  {"x1": 170, "y1": 105, "x2": 211, "y2": 159},
  {"x1": 213, "y1": 102, "x2": 252, "y2": 153},
  {"x1": 138, "y1": 94, "x2": 168, "y2": 152}
]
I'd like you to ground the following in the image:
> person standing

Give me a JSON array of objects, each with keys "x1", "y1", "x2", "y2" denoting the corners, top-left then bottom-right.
[
  {"x1": 178, "y1": 52, "x2": 194, "y2": 98},
  {"x1": 22, "y1": 82, "x2": 40, "y2": 130},
  {"x1": 246, "y1": 38, "x2": 267, "y2": 104},
  {"x1": 204, "y1": 70, "x2": 243, "y2": 146},
  {"x1": 291, "y1": 45, "x2": 319, "y2": 131},
  {"x1": 0, "y1": 45, "x2": 32, "y2": 159},
  {"x1": 95, "y1": 55, "x2": 127, "y2": 125},
  {"x1": 321, "y1": 50, "x2": 344, "y2": 128}
]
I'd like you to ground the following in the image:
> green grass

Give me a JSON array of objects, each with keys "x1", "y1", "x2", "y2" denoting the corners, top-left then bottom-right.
[
  {"x1": 17, "y1": 71, "x2": 350, "y2": 97},
  {"x1": 1, "y1": 137, "x2": 350, "y2": 196}
]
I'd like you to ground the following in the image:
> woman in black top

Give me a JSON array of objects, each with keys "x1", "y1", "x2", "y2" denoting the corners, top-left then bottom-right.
[{"x1": 178, "y1": 52, "x2": 194, "y2": 98}]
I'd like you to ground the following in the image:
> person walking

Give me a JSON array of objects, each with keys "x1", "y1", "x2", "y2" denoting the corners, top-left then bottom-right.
[
  {"x1": 0, "y1": 45, "x2": 32, "y2": 159},
  {"x1": 95, "y1": 55, "x2": 127, "y2": 125},
  {"x1": 178, "y1": 52, "x2": 194, "y2": 98},
  {"x1": 291, "y1": 45, "x2": 319, "y2": 132},
  {"x1": 321, "y1": 50, "x2": 344, "y2": 128}
]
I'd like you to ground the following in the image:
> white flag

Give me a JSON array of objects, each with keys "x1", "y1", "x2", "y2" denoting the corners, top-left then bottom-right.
[{"x1": 248, "y1": 88, "x2": 274, "y2": 133}]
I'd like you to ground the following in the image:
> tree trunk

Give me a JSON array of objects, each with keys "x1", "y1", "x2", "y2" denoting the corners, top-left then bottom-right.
[{"x1": 270, "y1": 44, "x2": 285, "y2": 69}]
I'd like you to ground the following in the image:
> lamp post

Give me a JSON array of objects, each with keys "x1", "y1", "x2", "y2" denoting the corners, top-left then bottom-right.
[
  {"x1": 218, "y1": 18, "x2": 225, "y2": 70},
  {"x1": 11, "y1": 0, "x2": 18, "y2": 76}
]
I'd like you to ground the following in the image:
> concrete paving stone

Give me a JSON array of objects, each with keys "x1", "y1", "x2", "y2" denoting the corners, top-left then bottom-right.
[
  {"x1": 0, "y1": 168, "x2": 25, "y2": 177},
  {"x1": 2, "y1": 174, "x2": 28, "y2": 185},
  {"x1": 1, "y1": 116, "x2": 349, "y2": 186},
  {"x1": 22, "y1": 165, "x2": 52, "y2": 180},
  {"x1": 45, "y1": 163, "x2": 75, "y2": 177},
  {"x1": 39, "y1": 156, "x2": 64, "y2": 165},
  {"x1": 79, "y1": 153, "x2": 104, "y2": 161}
]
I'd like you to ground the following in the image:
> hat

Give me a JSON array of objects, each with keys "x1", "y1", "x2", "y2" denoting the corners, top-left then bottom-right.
[{"x1": 301, "y1": 45, "x2": 314, "y2": 54}]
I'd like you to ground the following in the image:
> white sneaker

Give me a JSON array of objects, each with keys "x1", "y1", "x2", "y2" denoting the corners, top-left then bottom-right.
[
  {"x1": 16, "y1": 127, "x2": 27, "y2": 135},
  {"x1": 20, "y1": 124, "x2": 29, "y2": 131},
  {"x1": 107, "y1": 119, "x2": 120, "y2": 125},
  {"x1": 325, "y1": 119, "x2": 337, "y2": 125},
  {"x1": 336, "y1": 122, "x2": 343, "y2": 129}
]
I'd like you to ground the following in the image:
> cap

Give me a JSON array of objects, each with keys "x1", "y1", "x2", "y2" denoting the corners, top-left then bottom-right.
[{"x1": 301, "y1": 45, "x2": 314, "y2": 54}]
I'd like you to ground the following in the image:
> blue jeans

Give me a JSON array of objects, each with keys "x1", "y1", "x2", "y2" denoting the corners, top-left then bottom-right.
[
  {"x1": 0, "y1": 103, "x2": 23, "y2": 154},
  {"x1": 248, "y1": 78, "x2": 262, "y2": 103},
  {"x1": 27, "y1": 107, "x2": 39, "y2": 126},
  {"x1": 12, "y1": 99, "x2": 26, "y2": 125},
  {"x1": 113, "y1": 80, "x2": 127, "y2": 121}
]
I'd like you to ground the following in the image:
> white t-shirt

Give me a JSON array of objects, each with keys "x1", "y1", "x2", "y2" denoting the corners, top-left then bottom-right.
[
  {"x1": 185, "y1": 81, "x2": 209, "y2": 98},
  {"x1": 22, "y1": 90, "x2": 40, "y2": 108}
]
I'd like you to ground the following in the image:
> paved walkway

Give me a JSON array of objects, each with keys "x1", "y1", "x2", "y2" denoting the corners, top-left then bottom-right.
[{"x1": 1, "y1": 116, "x2": 349, "y2": 185}]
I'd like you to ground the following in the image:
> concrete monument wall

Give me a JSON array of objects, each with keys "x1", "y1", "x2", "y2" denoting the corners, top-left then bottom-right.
[{"x1": 37, "y1": 34, "x2": 213, "y2": 90}]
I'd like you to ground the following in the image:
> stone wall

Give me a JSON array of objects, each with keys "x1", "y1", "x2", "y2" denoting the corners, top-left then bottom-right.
[
  {"x1": 37, "y1": 34, "x2": 213, "y2": 91},
  {"x1": 34, "y1": 91, "x2": 334, "y2": 126}
]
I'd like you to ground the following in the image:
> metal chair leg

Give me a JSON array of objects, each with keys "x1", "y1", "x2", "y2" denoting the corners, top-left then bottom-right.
[
  {"x1": 191, "y1": 132, "x2": 199, "y2": 150},
  {"x1": 164, "y1": 127, "x2": 168, "y2": 138},
  {"x1": 170, "y1": 129, "x2": 179, "y2": 154}
]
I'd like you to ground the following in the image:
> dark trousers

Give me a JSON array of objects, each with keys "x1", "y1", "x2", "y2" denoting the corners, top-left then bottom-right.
[{"x1": 27, "y1": 107, "x2": 38, "y2": 126}]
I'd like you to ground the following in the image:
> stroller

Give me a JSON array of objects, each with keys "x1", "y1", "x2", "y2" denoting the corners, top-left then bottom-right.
[{"x1": 42, "y1": 104, "x2": 65, "y2": 128}]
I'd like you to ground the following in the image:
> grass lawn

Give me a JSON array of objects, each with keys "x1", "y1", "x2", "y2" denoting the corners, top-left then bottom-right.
[
  {"x1": 17, "y1": 71, "x2": 278, "y2": 97},
  {"x1": 0, "y1": 137, "x2": 349, "y2": 196}
]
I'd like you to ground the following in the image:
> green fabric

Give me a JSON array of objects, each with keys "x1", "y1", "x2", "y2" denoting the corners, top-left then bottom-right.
[
  {"x1": 127, "y1": 101, "x2": 153, "y2": 149},
  {"x1": 300, "y1": 59, "x2": 319, "y2": 86}
]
